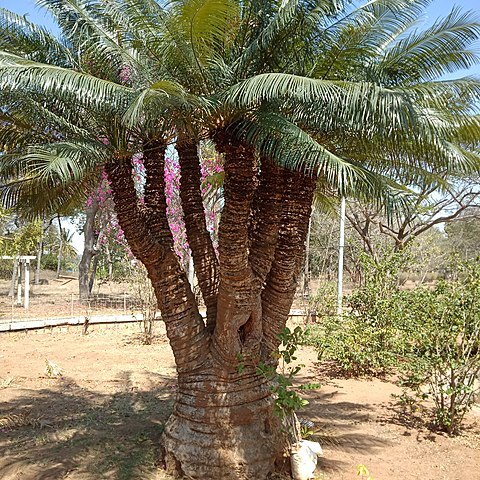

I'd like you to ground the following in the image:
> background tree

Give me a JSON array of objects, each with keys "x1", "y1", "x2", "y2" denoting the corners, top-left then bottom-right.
[
  {"x1": 345, "y1": 178, "x2": 480, "y2": 258},
  {"x1": 445, "y1": 214, "x2": 480, "y2": 261}
]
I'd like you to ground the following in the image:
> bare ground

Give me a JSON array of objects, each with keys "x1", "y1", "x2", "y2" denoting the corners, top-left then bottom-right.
[{"x1": 0, "y1": 326, "x2": 479, "y2": 480}]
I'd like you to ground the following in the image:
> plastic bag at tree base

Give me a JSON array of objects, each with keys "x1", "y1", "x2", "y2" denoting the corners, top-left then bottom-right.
[{"x1": 290, "y1": 440, "x2": 323, "y2": 480}]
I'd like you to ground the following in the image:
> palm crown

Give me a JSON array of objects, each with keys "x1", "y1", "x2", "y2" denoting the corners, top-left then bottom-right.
[{"x1": 1, "y1": 0, "x2": 478, "y2": 214}]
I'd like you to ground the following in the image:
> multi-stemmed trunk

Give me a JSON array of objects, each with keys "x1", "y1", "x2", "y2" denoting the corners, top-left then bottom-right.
[{"x1": 105, "y1": 133, "x2": 316, "y2": 479}]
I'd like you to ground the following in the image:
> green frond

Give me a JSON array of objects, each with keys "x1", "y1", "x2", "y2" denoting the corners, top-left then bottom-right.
[
  {"x1": 399, "y1": 77, "x2": 480, "y2": 114},
  {"x1": 173, "y1": 0, "x2": 240, "y2": 52},
  {"x1": 377, "y1": 6, "x2": 480, "y2": 83},
  {"x1": 227, "y1": 73, "x2": 422, "y2": 135},
  {"x1": 0, "y1": 139, "x2": 107, "y2": 184},
  {"x1": 123, "y1": 80, "x2": 209, "y2": 129},
  {"x1": 232, "y1": 0, "x2": 303, "y2": 75},
  {"x1": 0, "y1": 173, "x2": 98, "y2": 219},
  {"x1": 234, "y1": 112, "x2": 360, "y2": 190},
  {"x1": 0, "y1": 7, "x2": 74, "y2": 67},
  {"x1": 227, "y1": 72, "x2": 344, "y2": 105},
  {"x1": 0, "y1": 137, "x2": 107, "y2": 217},
  {"x1": 311, "y1": 0, "x2": 430, "y2": 80},
  {"x1": 36, "y1": 0, "x2": 153, "y2": 85},
  {"x1": 0, "y1": 52, "x2": 133, "y2": 114}
]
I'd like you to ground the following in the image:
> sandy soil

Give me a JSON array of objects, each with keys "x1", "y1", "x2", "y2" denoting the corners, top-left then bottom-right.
[{"x1": 0, "y1": 327, "x2": 479, "y2": 480}]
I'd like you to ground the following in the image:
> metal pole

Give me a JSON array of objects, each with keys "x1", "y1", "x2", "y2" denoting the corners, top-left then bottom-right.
[
  {"x1": 24, "y1": 259, "x2": 30, "y2": 309},
  {"x1": 337, "y1": 197, "x2": 346, "y2": 315},
  {"x1": 302, "y1": 210, "x2": 313, "y2": 297},
  {"x1": 17, "y1": 260, "x2": 22, "y2": 306}
]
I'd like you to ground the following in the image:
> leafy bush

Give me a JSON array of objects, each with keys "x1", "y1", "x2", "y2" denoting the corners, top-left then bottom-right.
[
  {"x1": 305, "y1": 250, "x2": 408, "y2": 376},
  {"x1": 399, "y1": 262, "x2": 480, "y2": 434},
  {"x1": 308, "y1": 281, "x2": 337, "y2": 320},
  {"x1": 305, "y1": 253, "x2": 480, "y2": 433},
  {"x1": 305, "y1": 316, "x2": 399, "y2": 376}
]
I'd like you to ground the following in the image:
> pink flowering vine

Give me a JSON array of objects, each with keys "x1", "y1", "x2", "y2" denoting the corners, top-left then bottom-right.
[{"x1": 84, "y1": 148, "x2": 224, "y2": 269}]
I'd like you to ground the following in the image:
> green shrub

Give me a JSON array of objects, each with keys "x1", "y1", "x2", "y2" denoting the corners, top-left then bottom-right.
[
  {"x1": 399, "y1": 262, "x2": 480, "y2": 434},
  {"x1": 305, "y1": 315, "x2": 399, "y2": 376},
  {"x1": 305, "y1": 254, "x2": 480, "y2": 433},
  {"x1": 309, "y1": 281, "x2": 337, "y2": 319},
  {"x1": 304, "y1": 250, "x2": 408, "y2": 376}
]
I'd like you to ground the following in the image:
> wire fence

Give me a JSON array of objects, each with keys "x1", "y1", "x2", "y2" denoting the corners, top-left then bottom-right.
[
  {"x1": 0, "y1": 292, "x2": 143, "y2": 324},
  {"x1": 0, "y1": 274, "x2": 313, "y2": 327}
]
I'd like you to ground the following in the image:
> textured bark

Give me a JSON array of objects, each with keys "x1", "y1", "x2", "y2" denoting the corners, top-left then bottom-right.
[
  {"x1": 105, "y1": 151, "x2": 209, "y2": 373},
  {"x1": 249, "y1": 157, "x2": 285, "y2": 287},
  {"x1": 261, "y1": 169, "x2": 317, "y2": 358},
  {"x1": 78, "y1": 200, "x2": 99, "y2": 299},
  {"x1": 177, "y1": 139, "x2": 219, "y2": 331},
  {"x1": 162, "y1": 364, "x2": 282, "y2": 480},
  {"x1": 213, "y1": 132, "x2": 260, "y2": 364}
]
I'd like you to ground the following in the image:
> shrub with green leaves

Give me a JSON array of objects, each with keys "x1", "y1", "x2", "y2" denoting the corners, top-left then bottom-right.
[
  {"x1": 305, "y1": 250, "x2": 408, "y2": 376},
  {"x1": 257, "y1": 326, "x2": 320, "y2": 419},
  {"x1": 399, "y1": 261, "x2": 480, "y2": 434},
  {"x1": 305, "y1": 253, "x2": 480, "y2": 433},
  {"x1": 308, "y1": 281, "x2": 337, "y2": 320}
]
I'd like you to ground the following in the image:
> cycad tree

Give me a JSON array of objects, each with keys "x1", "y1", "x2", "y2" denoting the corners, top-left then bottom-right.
[{"x1": 0, "y1": 1, "x2": 479, "y2": 478}]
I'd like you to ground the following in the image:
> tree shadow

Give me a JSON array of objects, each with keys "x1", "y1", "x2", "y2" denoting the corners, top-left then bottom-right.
[
  {"x1": 297, "y1": 389, "x2": 393, "y2": 475},
  {"x1": 0, "y1": 371, "x2": 176, "y2": 479},
  {"x1": 376, "y1": 395, "x2": 480, "y2": 442}
]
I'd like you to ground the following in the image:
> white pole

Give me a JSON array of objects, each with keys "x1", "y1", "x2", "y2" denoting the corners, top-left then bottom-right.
[
  {"x1": 24, "y1": 259, "x2": 30, "y2": 309},
  {"x1": 337, "y1": 197, "x2": 346, "y2": 315},
  {"x1": 17, "y1": 260, "x2": 22, "y2": 306},
  {"x1": 302, "y1": 210, "x2": 313, "y2": 297}
]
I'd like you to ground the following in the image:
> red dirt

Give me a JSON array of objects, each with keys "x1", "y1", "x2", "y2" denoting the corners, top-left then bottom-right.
[{"x1": 0, "y1": 326, "x2": 479, "y2": 480}]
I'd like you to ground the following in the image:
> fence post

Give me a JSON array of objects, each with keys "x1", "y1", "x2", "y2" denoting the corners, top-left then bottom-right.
[
  {"x1": 17, "y1": 261, "x2": 22, "y2": 306},
  {"x1": 71, "y1": 293, "x2": 74, "y2": 318},
  {"x1": 123, "y1": 292, "x2": 127, "y2": 315},
  {"x1": 24, "y1": 259, "x2": 30, "y2": 310}
]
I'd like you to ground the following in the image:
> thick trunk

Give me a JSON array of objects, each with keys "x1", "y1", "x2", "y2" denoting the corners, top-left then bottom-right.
[
  {"x1": 78, "y1": 201, "x2": 99, "y2": 299},
  {"x1": 105, "y1": 151, "x2": 209, "y2": 373},
  {"x1": 88, "y1": 254, "x2": 99, "y2": 293},
  {"x1": 162, "y1": 364, "x2": 282, "y2": 480},
  {"x1": 177, "y1": 139, "x2": 219, "y2": 331},
  {"x1": 261, "y1": 169, "x2": 317, "y2": 357},
  {"x1": 105, "y1": 142, "x2": 316, "y2": 479},
  {"x1": 213, "y1": 133, "x2": 259, "y2": 364}
]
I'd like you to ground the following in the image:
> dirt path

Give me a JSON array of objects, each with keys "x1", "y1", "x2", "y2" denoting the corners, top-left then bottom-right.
[
  {"x1": 297, "y1": 352, "x2": 480, "y2": 480},
  {"x1": 0, "y1": 328, "x2": 479, "y2": 479}
]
